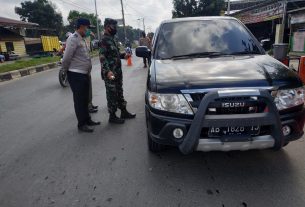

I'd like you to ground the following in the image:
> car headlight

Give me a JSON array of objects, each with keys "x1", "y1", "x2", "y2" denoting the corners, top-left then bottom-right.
[
  {"x1": 273, "y1": 87, "x2": 305, "y2": 110},
  {"x1": 148, "y1": 92, "x2": 193, "y2": 115}
]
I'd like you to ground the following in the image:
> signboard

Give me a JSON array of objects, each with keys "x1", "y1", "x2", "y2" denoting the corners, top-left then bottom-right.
[
  {"x1": 292, "y1": 31, "x2": 305, "y2": 52},
  {"x1": 291, "y1": 13, "x2": 305, "y2": 25},
  {"x1": 234, "y1": 2, "x2": 284, "y2": 24},
  {"x1": 114, "y1": 19, "x2": 124, "y2": 26},
  {"x1": 289, "y1": 58, "x2": 300, "y2": 71}
]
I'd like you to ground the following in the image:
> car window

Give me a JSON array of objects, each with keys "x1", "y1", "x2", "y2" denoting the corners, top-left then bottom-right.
[{"x1": 155, "y1": 19, "x2": 262, "y2": 59}]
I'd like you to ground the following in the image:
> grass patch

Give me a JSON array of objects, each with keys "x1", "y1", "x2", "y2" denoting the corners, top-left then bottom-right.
[{"x1": 0, "y1": 56, "x2": 60, "y2": 74}]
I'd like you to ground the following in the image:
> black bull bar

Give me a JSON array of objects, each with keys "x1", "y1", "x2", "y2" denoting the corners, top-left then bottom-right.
[{"x1": 179, "y1": 89, "x2": 284, "y2": 155}]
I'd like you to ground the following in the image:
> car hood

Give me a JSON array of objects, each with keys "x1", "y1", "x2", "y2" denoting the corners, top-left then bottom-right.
[{"x1": 153, "y1": 55, "x2": 303, "y2": 93}]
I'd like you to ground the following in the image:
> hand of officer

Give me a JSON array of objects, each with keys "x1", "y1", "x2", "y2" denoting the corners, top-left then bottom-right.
[
  {"x1": 107, "y1": 71, "x2": 115, "y2": 80},
  {"x1": 125, "y1": 53, "x2": 131, "y2": 59}
]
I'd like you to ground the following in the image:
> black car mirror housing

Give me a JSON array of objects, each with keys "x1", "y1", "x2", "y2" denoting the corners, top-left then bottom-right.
[{"x1": 136, "y1": 46, "x2": 151, "y2": 58}]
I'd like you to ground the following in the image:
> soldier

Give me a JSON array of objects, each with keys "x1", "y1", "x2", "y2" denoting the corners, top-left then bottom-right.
[
  {"x1": 62, "y1": 18, "x2": 100, "y2": 133},
  {"x1": 99, "y1": 18, "x2": 136, "y2": 124}
]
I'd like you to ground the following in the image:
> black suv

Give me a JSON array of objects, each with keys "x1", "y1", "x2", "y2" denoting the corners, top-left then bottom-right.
[{"x1": 136, "y1": 17, "x2": 305, "y2": 154}]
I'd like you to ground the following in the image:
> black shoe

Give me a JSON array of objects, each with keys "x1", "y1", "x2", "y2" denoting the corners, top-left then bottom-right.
[
  {"x1": 109, "y1": 114, "x2": 125, "y2": 124},
  {"x1": 78, "y1": 125, "x2": 94, "y2": 133},
  {"x1": 92, "y1": 105, "x2": 98, "y2": 110},
  {"x1": 89, "y1": 108, "x2": 98, "y2": 113},
  {"x1": 88, "y1": 103, "x2": 98, "y2": 110},
  {"x1": 121, "y1": 109, "x2": 136, "y2": 119},
  {"x1": 87, "y1": 120, "x2": 101, "y2": 126}
]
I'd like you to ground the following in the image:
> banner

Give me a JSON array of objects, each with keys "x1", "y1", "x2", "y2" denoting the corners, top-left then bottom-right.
[
  {"x1": 114, "y1": 19, "x2": 124, "y2": 26},
  {"x1": 234, "y1": 2, "x2": 284, "y2": 24},
  {"x1": 291, "y1": 13, "x2": 305, "y2": 25},
  {"x1": 292, "y1": 31, "x2": 305, "y2": 52}
]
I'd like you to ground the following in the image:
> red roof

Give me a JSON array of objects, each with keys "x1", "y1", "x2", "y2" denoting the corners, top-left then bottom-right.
[{"x1": 0, "y1": 16, "x2": 39, "y2": 28}]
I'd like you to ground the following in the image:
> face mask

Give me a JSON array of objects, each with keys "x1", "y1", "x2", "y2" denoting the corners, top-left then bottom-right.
[
  {"x1": 85, "y1": 28, "x2": 91, "y2": 37},
  {"x1": 109, "y1": 25, "x2": 117, "y2": 36}
]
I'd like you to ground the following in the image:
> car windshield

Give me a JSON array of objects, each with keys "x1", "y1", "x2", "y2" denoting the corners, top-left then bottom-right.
[{"x1": 155, "y1": 19, "x2": 262, "y2": 60}]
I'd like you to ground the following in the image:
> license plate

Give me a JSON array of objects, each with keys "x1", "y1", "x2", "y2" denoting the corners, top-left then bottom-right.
[{"x1": 208, "y1": 126, "x2": 260, "y2": 137}]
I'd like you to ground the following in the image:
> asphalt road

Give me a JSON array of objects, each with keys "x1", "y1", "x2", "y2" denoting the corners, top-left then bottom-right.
[{"x1": 0, "y1": 56, "x2": 305, "y2": 207}]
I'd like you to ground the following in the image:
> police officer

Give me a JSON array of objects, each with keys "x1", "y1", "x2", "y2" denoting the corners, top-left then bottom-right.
[
  {"x1": 99, "y1": 18, "x2": 136, "y2": 124},
  {"x1": 62, "y1": 18, "x2": 100, "y2": 133}
]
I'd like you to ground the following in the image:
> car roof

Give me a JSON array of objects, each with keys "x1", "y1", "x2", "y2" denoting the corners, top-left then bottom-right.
[{"x1": 160, "y1": 16, "x2": 238, "y2": 25}]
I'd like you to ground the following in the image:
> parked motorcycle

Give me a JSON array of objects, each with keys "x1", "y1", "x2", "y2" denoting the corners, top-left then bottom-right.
[
  {"x1": 57, "y1": 55, "x2": 69, "y2": 88},
  {"x1": 59, "y1": 67, "x2": 69, "y2": 87}
]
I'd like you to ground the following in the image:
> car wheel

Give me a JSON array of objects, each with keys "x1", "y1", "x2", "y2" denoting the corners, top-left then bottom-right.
[{"x1": 147, "y1": 131, "x2": 166, "y2": 152}]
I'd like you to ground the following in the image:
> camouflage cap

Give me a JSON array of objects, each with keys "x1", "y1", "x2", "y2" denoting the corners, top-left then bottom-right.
[{"x1": 104, "y1": 18, "x2": 118, "y2": 27}]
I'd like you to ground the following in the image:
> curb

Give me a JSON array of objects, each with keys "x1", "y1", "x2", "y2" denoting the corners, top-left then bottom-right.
[{"x1": 0, "y1": 62, "x2": 59, "y2": 82}]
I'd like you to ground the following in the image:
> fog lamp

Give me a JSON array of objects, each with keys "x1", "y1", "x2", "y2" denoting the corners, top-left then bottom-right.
[
  {"x1": 173, "y1": 128, "x2": 184, "y2": 139},
  {"x1": 282, "y1": 125, "x2": 291, "y2": 136}
]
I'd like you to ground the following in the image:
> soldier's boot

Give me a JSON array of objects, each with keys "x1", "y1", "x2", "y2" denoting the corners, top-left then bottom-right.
[
  {"x1": 109, "y1": 113, "x2": 125, "y2": 124},
  {"x1": 121, "y1": 109, "x2": 136, "y2": 119}
]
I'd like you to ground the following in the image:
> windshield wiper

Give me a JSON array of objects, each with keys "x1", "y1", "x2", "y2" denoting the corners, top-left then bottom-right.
[
  {"x1": 168, "y1": 52, "x2": 226, "y2": 60},
  {"x1": 228, "y1": 51, "x2": 262, "y2": 55}
]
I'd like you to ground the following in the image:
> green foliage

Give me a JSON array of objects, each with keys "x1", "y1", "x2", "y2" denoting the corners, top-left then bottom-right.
[
  {"x1": 172, "y1": 0, "x2": 225, "y2": 18},
  {"x1": 15, "y1": 0, "x2": 63, "y2": 35},
  {"x1": 0, "y1": 56, "x2": 60, "y2": 74},
  {"x1": 116, "y1": 26, "x2": 143, "y2": 46},
  {"x1": 62, "y1": 11, "x2": 143, "y2": 45}
]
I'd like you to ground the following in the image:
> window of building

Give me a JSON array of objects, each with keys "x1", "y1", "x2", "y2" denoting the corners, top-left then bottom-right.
[{"x1": 5, "y1": 42, "x2": 14, "y2": 52}]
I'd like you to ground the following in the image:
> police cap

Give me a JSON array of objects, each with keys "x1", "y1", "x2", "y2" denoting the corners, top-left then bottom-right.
[{"x1": 76, "y1": 18, "x2": 93, "y2": 28}]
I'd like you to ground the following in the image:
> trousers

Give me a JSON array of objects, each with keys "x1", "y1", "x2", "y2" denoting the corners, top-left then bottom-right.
[
  {"x1": 104, "y1": 74, "x2": 127, "y2": 114},
  {"x1": 67, "y1": 71, "x2": 91, "y2": 127}
]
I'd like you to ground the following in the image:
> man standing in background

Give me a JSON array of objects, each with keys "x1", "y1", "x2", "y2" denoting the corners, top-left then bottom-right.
[
  {"x1": 139, "y1": 32, "x2": 152, "y2": 68},
  {"x1": 84, "y1": 29, "x2": 99, "y2": 114},
  {"x1": 99, "y1": 18, "x2": 136, "y2": 124},
  {"x1": 62, "y1": 18, "x2": 100, "y2": 133}
]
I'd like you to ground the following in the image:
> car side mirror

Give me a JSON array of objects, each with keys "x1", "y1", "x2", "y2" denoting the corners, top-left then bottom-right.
[
  {"x1": 136, "y1": 46, "x2": 151, "y2": 58},
  {"x1": 260, "y1": 40, "x2": 271, "y2": 51},
  {"x1": 261, "y1": 43, "x2": 268, "y2": 51}
]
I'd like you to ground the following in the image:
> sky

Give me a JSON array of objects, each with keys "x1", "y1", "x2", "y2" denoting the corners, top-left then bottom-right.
[{"x1": 0, "y1": 0, "x2": 173, "y2": 32}]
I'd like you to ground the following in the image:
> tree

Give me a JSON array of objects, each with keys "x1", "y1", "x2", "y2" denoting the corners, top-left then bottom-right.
[
  {"x1": 15, "y1": 0, "x2": 63, "y2": 35},
  {"x1": 65, "y1": 10, "x2": 103, "y2": 39},
  {"x1": 117, "y1": 26, "x2": 143, "y2": 46},
  {"x1": 172, "y1": 0, "x2": 225, "y2": 18},
  {"x1": 63, "y1": 10, "x2": 141, "y2": 44}
]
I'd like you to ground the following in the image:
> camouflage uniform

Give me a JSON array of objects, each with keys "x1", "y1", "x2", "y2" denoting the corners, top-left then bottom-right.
[{"x1": 99, "y1": 33, "x2": 127, "y2": 114}]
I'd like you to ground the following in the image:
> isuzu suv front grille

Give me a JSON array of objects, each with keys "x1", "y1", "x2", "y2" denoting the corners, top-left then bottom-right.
[{"x1": 184, "y1": 87, "x2": 274, "y2": 115}]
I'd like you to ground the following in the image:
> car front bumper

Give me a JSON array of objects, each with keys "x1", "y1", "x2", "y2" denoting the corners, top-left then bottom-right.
[{"x1": 146, "y1": 91, "x2": 305, "y2": 154}]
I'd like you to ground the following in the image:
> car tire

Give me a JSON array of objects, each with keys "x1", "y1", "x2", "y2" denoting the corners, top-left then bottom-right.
[{"x1": 147, "y1": 131, "x2": 166, "y2": 152}]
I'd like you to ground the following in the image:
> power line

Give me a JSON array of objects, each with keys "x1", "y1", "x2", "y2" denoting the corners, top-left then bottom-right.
[
  {"x1": 55, "y1": 0, "x2": 120, "y2": 18},
  {"x1": 56, "y1": 0, "x2": 95, "y2": 13},
  {"x1": 125, "y1": 4, "x2": 156, "y2": 22}
]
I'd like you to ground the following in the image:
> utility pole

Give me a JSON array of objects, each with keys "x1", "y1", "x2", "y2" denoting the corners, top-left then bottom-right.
[
  {"x1": 142, "y1": 18, "x2": 146, "y2": 33},
  {"x1": 227, "y1": 0, "x2": 231, "y2": 15},
  {"x1": 137, "y1": 19, "x2": 141, "y2": 40},
  {"x1": 280, "y1": 0, "x2": 287, "y2": 43},
  {"x1": 137, "y1": 18, "x2": 145, "y2": 33},
  {"x1": 94, "y1": 0, "x2": 100, "y2": 40},
  {"x1": 120, "y1": 0, "x2": 127, "y2": 45}
]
